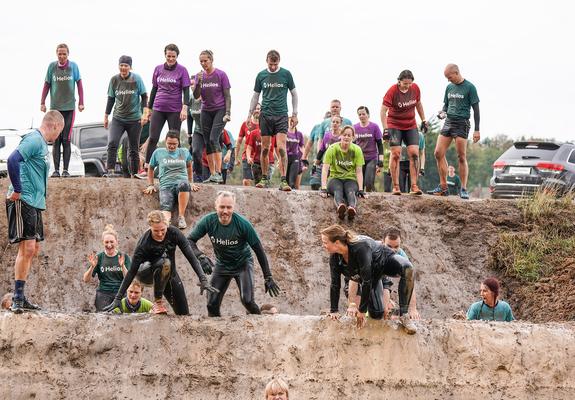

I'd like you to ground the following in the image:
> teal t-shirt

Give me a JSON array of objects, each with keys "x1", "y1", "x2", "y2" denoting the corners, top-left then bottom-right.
[
  {"x1": 324, "y1": 142, "x2": 365, "y2": 181},
  {"x1": 45, "y1": 61, "x2": 81, "y2": 111},
  {"x1": 91, "y1": 251, "x2": 131, "y2": 293},
  {"x1": 149, "y1": 148, "x2": 192, "y2": 190},
  {"x1": 113, "y1": 297, "x2": 153, "y2": 313},
  {"x1": 253, "y1": 67, "x2": 295, "y2": 117},
  {"x1": 447, "y1": 174, "x2": 462, "y2": 195},
  {"x1": 7, "y1": 130, "x2": 49, "y2": 210},
  {"x1": 108, "y1": 72, "x2": 147, "y2": 121},
  {"x1": 466, "y1": 300, "x2": 514, "y2": 322},
  {"x1": 187, "y1": 212, "x2": 260, "y2": 274},
  {"x1": 443, "y1": 79, "x2": 479, "y2": 120}
]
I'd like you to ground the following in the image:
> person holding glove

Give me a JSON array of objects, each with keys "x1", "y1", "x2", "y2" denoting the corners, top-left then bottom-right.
[{"x1": 187, "y1": 191, "x2": 281, "y2": 317}]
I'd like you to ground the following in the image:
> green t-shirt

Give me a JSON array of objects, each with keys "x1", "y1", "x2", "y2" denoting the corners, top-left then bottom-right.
[
  {"x1": 187, "y1": 212, "x2": 260, "y2": 274},
  {"x1": 108, "y1": 72, "x2": 147, "y2": 121},
  {"x1": 253, "y1": 67, "x2": 295, "y2": 117},
  {"x1": 324, "y1": 142, "x2": 365, "y2": 181},
  {"x1": 446, "y1": 174, "x2": 462, "y2": 195},
  {"x1": 113, "y1": 297, "x2": 153, "y2": 313},
  {"x1": 443, "y1": 79, "x2": 479, "y2": 120},
  {"x1": 466, "y1": 300, "x2": 514, "y2": 322},
  {"x1": 91, "y1": 251, "x2": 131, "y2": 293},
  {"x1": 149, "y1": 148, "x2": 192, "y2": 190},
  {"x1": 45, "y1": 61, "x2": 81, "y2": 111},
  {"x1": 7, "y1": 130, "x2": 49, "y2": 210}
]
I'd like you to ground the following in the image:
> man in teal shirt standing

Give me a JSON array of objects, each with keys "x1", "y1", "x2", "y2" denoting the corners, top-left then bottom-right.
[{"x1": 6, "y1": 111, "x2": 64, "y2": 313}]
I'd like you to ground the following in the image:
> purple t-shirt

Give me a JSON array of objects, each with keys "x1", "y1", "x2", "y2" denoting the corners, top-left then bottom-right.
[
  {"x1": 195, "y1": 68, "x2": 231, "y2": 112},
  {"x1": 319, "y1": 131, "x2": 341, "y2": 153},
  {"x1": 286, "y1": 130, "x2": 304, "y2": 157},
  {"x1": 152, "y1": 63, "x2": 191, "y2": 112},
  {"x1": 353, "y1": 122, "x2": 382, "y2": 160}
]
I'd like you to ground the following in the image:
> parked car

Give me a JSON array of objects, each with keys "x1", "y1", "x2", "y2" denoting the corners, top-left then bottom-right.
[
  {"x1": 490, "y1": 141, "x2": 575, "y2": 199},
  {"x1": 0, "y1": 128, "x2": 85, "y2": 178},
  {"x1": 70, "y1": 122, "x2": 109, "y2": 176}
]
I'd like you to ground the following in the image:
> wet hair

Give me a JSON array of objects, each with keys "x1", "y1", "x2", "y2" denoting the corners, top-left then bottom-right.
[
  {"x1": 147, "y1": 210, "x2": 168, "y2": 225},
  {"x1": 1, "y1": 293, "x2": 12, "y2": 310},
  {"x1": 128, "y1": 280, "x2": 143, "y2": 291},
  {"x1": 165, "y1": 129, "x2": 180, "y2": 144},
  {"x1": 340, "y1": 125, "x2": 355, "y2": 137},
  {"x1": 102, "y1": 224, "x2": 118, "y2": 241},
  {"x1": 215, "y1": 190, "x2": 236, "y2": 204},
  {"x1": 42, "y1": 110, "x2": 65, "y2": 127},
  {"x1": 264, "y1": 378, "x2": 289, "y2": 399},
  {"x1": 383, "y1": 226, "x2": 402, "y2": 241},
  {"x1": 266, "y1": 50, "x2": 280, "y2": 62},
  {"x1": 164, "y1": 43, "x2": 180, "y2": 56},
  {"x1": 200, "y1": 49, "x2": 213, "y2": 61},
  {"x1": 357, "y1": 106, "x2": 370, "y2": 115},
  {"x1": 483, "y1": 277, "x2": 500, "y2": 299},
  {"x1": 331, "y1": 115, "x2": 343, "y2": 124},
  {"x1": 321, "y1": 224, "x2": 357, "y2": 244},
  {"x1": 397, "y1": 69, "x2": 414, "y2": 81},
  {"x1": 56, "y1": 43, "x2": 69, "y2": 54}
]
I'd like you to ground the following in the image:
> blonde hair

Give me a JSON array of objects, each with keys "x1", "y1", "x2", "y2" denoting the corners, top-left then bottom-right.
[
  {"x1": 340, "y1": 125, "x2": 355, "y2": 137},
  {"x1": 147, "y1": 210, "x2": 167, "y2": 225},
  {"x1": 264, "y1": 378, "x2": 289, "y2": 399},
  {"x1": 102, "y1": 224, "x2": 118, "y2": 241},
  {"x1": 128, "y1": 280, "x2": 143, "y2": 291},
  {"x1": 200, "y1": 49, "x2": 214, "y2": 61},
  {"x1": 320, "y1": 224, "x2": 357, "y2": 244}
]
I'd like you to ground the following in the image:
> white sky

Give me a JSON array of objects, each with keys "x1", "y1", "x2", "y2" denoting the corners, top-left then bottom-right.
[{"x1": 1, "y1": 0, "x2": 573, "y2": 142}]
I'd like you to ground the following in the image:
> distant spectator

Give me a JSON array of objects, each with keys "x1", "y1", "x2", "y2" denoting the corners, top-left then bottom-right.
[
  {"x1": 467, "y1": 277, "x2": 514, "y2": 321},
  {"x1": 113, "y1": 280, "x2": 153, "y2": 313},
  {"x1": 1, "y1": 293, "x2": 13, "y2": 310},
  {"x1": 265, "y1": 377, "x2": 289, "y2": 400},
  {"x1": 446, "y1": 165, "x2": 462, "y2": 196}
]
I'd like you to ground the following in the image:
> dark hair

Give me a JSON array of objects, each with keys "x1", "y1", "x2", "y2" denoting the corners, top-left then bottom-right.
[
  {"x1": 56, "y1": 43, "x2": 69, "y2": 53},
  {"x1": 164, "y1": 43, "x2": 180, "y2": 56},
  {"x1": 266, "y1": 50, "x2": 280, "y2": 62},
  {"x1": 357, "y1": 106, "x2": 370, "y2": 115},
  {"x1": 482, "y1": 277, "x2": 500, "y2": 299},
  {"x1": 397, "y1": 69, "x2": 414, "y2": 81},
  {"x1": 200, "y1": 49, "x2": 213, "y2": 61},
  {"x1": 165, "y1": 129, "x2": 180, "y2": 143},
  {"x1": 383, "y1": 226, "x2": 401, "y2": 241}
]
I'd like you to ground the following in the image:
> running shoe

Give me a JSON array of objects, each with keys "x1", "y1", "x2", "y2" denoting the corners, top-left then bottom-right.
[
  {"x1": 213, "y1": 172, "x2": 224, "y2": 184},
  {"x1": 255, "y1": 177, "x2": 270, "y2": 188},
  {"x1": 51, "y1": 171, "x2": 60, "y2": 178},
  {"x1": 427, "y1": 185, "x2": 449, "y2": 196},
  {"x1": 10, "y1": 298, "x2": 24, "y2": 314},
  {"x1": 347, "y1": 206, "x2": 357, "y2": 221},
  {"x1": 22, "y1": 297, "x2": 41, "y2": 311},
  {"x1": 61, "y1": 170, "x2": 71, "y2": 178},
  {"x1": 399, "y1": 313, "x2": 417, "y2": 334},
  {"x1": 152, "y1": 299, "x2": 168, "y2": 314},
  {"x1": 177, "y1": 216, "x2": 187, "y2": 230},
  {"x1": 409, "y1": 185, "x2": 423, "y2": 195},
  {"x1": 337, "y1": 203, "x2": 347, "y2": 220},
  {"x1": 203, "y1": 174, "x2": 215, "y2": 184},
  {"x1": 392, "y1": 186, "x2": 402, "y2": 196},
  {"x1": 460, "y1": 188, "x2": 470, "y2": 200},
  {"x1": 279, "y1": 179, "x2": 292, "y2": 192},
  {"x1": 134, "y1": 171, "x2": 148, "y2": 180}
]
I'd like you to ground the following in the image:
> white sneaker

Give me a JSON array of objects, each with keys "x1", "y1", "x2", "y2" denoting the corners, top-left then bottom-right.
[{"x1": 178, "y1": 216, "x2": 187, "y2": 229}]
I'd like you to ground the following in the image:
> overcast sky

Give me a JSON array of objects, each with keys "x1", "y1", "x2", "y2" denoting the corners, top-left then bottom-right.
[{"x1": 1, "y1": 0, "x2": 573, "y2": 142}]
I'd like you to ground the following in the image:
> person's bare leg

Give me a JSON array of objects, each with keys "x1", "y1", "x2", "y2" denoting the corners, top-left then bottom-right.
[
  {"x1": 407, "y1": 144, "x2": 420, "y2": 188},
  {"x1": 207, "y1": 153, "x2": 216, "y2": 175},
  {"x1": 260, "y1": 136, "x2": 271, "y2": 179},
  {"x1": 434, "y1": 136, "x2": 453, "y2": 187},
  {"x1": 390, "y1": 146, "x2": 401, "y2": 190},
  {"x1": 178, "y1": 191, "x2": 189, "y2": 217},
  {"x1": 214, "y1": 151, "x2": 222, "y2": 174},
  {"x1": 14, "y1": 240, "x2": 37, "y2": 281},
  {"x1": 276, "y1": 133, "x2": 288, "y2": 177},
  {"x1": 455, "y1": 137, "x2": 469, "y2": 189}
]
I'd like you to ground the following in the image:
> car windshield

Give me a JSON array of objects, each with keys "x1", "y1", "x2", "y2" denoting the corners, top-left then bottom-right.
[{"x1": 501, "y1": 144, "x2": 559, "y2": 162}]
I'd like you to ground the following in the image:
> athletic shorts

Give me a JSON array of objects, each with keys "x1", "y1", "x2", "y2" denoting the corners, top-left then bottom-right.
[
  {"x1": 6, "y1": 199, "x2": 44, "y2": 243},
  {"x1": 389, "y1": 128, "x2": 419, "y2": 147},
  {"x1": 259, "y1": 114, "x2": 288, "y2": 137},
  {"x1": 440, "y1": 118, "x2": 470, "y2": 139},
  {"x1": 242, "y1": 159, "x2": 254, "y2": 180},
  {"x1": 159, "y1": 181, "x2": 191, "y2": 211}
]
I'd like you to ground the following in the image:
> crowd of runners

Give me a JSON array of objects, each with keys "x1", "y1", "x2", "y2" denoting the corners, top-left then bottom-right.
[{"x1": 4, "y1": 43, "x2": 515, "y2": 332}]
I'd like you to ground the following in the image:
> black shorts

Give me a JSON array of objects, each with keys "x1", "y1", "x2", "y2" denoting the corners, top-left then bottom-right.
[
  {"x1": 6, "y1": 199, "x2": 44, "y2": 244},
  {"x1": 259, "y1": 114, "x2": 288, "y2": 136},
  {"x1": 440, "y1": 118, "x2": 470, "y2": 139},
  {"x1": 242, "y1": 159, "x2": 254, "y2": 180},
  {"x1": 389, "y1": 128, "x2": 419, "y2": 147}
]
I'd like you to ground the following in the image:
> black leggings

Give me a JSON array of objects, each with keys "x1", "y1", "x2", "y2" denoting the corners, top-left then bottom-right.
[
  {"x1": 52, "y1": 110, "x2": 74, "y2": 171},
  {"x1": 207, "y1": 261, "x2": 260, "y2": 317},
  {"x1": 201, "y1": 108, "x2": 226, "y2": 154},
  {"x1": 363, "y1": 158, "x2": 377, "y2": 192},
  {"x1": 146, "y1": 110, "x2": 182, "y2": 163},
  {"x1": 376, "y1": 254, "x2": 414, "y2": 316},
  {"x1": 191, "y1": 132, "x2": 205, "y2": 178},
  {"x1": 107, "y1": 118, "x2": 142, "y2": 174},
  {"x1": 137, "y1": 258, "x2": 189, "y2": 315},
  {"x1": 286, "y1": 155, "x2": 301, "y2": 188},
  {"x1": 327, "y1": 178, "x2": 359, "y2": 208}
]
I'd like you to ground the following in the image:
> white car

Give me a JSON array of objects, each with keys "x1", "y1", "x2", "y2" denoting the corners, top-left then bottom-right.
[{"x1": 0, "y1": 129, "x2": 85, "y2": 178}]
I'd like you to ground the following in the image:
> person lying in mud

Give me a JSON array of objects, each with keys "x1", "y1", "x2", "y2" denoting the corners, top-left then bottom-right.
[
  {"x1": 187, "y1": 190, "x2": 281, "y2": 317},
  {"x1": 112, "y1": 280, "x2": 153, "y2": 313},
  {"x1": 103, "y1": 210, "x2": 217, "y2": 315},
  {"x1": 83, "y1": 224, "x2": 129, "y2": 311},
  {"x1": 467, "y1": 277, "x2": 514, "y2": 322},
  {"x1": 320, "y1": 224, "x2": 417, "y2": 334}
]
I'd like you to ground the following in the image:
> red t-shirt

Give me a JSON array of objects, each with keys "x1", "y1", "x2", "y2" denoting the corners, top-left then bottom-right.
[
  {"x1": 246, "y1": 129, "x2": 275, "y2": 164},
  {"x1": 383, "y1": 83, "x2": 421, "y2": 130},
  {"x1": 202, "y1": 130, "x2": 232, "y2": 167},
  {"x1": 238, "y1": 120, "x2": 259, "y2": 160}
]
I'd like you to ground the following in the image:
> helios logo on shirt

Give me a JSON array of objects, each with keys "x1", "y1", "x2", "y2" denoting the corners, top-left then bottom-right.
[
  {"x1": 336, "y1": 160, "x2": 353, "y2": 167},
  {"x1": 162, "y1": 158, "x2": 185, "y2": 164},
  {"x1": 158, "y1": 77, "x2": 177, "y2": 84},
  {"x1": 201, "y1": 82, "x2": 219, "y2": 88},
  {"x1": 53, "y1": 75, "x2": 73, "y2": 82},
  {"x1": 263, "y1": 82, "x2": 284, "y2": 89},
  {"x1": 115, "y1": 89, "x2": 136, "y2": 96},
  {"x1": 101, "y1": 265, "x2": 123, "y2": 273},
  {"x1": 397, "y1": 99, "x2": 417, "y2": 108},
  {"x1": 210, "y1": 236, "x2": 239, "y2": 246},
  {"x1": 448, "y1": 93, "x2": 465, "y2": 99},
  {"x1": 355, "y1": 133, "x2": 372, "y2": 139}
]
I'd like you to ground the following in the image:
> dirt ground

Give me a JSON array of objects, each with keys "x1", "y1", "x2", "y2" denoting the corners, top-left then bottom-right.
[{"x1": 1, "y1": 178, "x2": 574, "y2": 399}]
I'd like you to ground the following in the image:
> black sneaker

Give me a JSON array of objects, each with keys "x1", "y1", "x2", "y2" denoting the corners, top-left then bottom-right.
[
  {"x1": 61, "y1": 170, "x2": 71, "y2": 178},
  {"x1": 22, "y1": 297, "x2": 41, "y2": 311},
  {"x1": 51, "y1": 170, "x2": 60, "y2": 178},
  {"x1": 10, "y1": 298, "x2": 24, "y2": 314}
]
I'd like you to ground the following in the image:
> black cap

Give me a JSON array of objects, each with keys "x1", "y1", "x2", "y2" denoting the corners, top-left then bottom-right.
[{"x1": 118, "y1": 55, "x2": 132, "y2": 67}]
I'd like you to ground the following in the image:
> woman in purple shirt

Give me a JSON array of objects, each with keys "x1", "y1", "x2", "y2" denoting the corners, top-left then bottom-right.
[
  {"x1": 193, "y1": 50, "x2": 231, "y2": 184},
  {"x1": 353, "y1": 106, "x2": 384, "y2": 192},
  {"x1": 143, "y1": 44, "x2": 191, "y2": 171},
  {"x1": 286, "y1": 117, "x2": 306, "y2": 189}
]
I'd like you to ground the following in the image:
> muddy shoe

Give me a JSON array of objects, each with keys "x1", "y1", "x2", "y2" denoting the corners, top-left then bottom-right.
[
  {"x1": 213, "y1": 172, "x2": 224, "y2": 184},
  {"x1": 399, "y1": 314, "x2": 417, "y2": 334},
  {"x1": 61, "y1": 170, "x2": 71, "y2": 178},
  {"x1": 409, "y1": 184, "x2": 423, "y2": 195},
  {"x1": 279, "y1": 179, "x2": 292, "y2": 192},
  {"x1": 22, "y1": 297, "x2": 41, "y2": 311},
  {"x1": 51, "y1": 171, "x2": 60, "y2": 178},
  {"x1": 177, "y1": 216, "x2": 187, "y2": 230},
  {"x1": 427, "y1": 185, "x2": 448, "y2": 197},
  {"x1": 152, "y1": 299, "x2": 168, "y2": 315},
  {"x1": 337, "y1": 204, "x2": 347, "y2": 220},
  {"x1": 10, "y1": 299, "x2": 24, "y2": 314},
  {"x1": 460, "y1": 188, "x2": 470, "y2": 200},
  {"x1": 347, "y1": 206, "x2": 357, "y2": 221},
  {"x1": 255, "y1": 177, "x2": 270, "y2": 188},
  {"x1": 392, "y1": 186, "x2": 402, "y2": 195}
]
